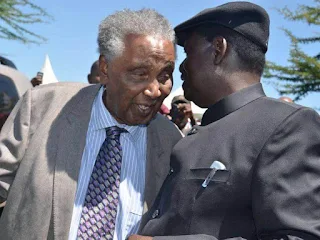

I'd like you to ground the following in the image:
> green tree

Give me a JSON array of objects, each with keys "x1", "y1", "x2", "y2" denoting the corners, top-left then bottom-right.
[
  {"x1": 264, "y1": 0, "x2": 320, "y2": 101},
  {"x1": 0, "y1": 0, "x2": 52, "y2": 44}
]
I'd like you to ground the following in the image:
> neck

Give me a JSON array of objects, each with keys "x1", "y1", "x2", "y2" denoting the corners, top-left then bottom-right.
[
  {"x1": 210, "y1": 72, "x2": 260, "y2": 105},
  {"x1": 228, "y1": 71, "x2": 260, "y2": 89}
]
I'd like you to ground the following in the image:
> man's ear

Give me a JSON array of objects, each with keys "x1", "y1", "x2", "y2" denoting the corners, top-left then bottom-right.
[
  {"x1": 212, "y1": 37, "x2": 227, "y2": 65},
  {"x1": 99, "y1": 54, "x2": 108, "y2": 77}
]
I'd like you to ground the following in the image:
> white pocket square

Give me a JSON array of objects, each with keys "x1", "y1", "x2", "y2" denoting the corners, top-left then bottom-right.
[{"x1": 210, "y1": 161, "x2": 226, "y2": 170}]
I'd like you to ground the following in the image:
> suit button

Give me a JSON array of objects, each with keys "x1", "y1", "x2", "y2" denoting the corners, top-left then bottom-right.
[
  {"x1": 168, "y1": 167, "x2": 174, "y2": 175},
  {"x1": 152, "y1": 209, "x2": 159, "y2": 219}
]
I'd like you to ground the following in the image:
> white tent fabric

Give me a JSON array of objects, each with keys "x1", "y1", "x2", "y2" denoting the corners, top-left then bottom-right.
[
  {"x1": 40, "y1": 54, "x2": 59, "y2": 84},
  {"x1": 163, "y1": 86, "x2": 207, "y2": 114}
]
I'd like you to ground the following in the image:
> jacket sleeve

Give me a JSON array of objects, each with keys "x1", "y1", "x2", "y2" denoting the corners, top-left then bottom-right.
[
  {"x1": 252, "y1": 107, "x2": 320, "y2": 240},
  {"x1": 0, "y1": 89, "x2": 32, "y2": 203}
]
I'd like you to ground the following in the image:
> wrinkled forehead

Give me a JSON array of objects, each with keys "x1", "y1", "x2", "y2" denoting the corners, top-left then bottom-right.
[
  {"x1": 124, "y1": 34, "x2": 175, "y2": 57},
  {"x1": 121, "y1": 34, "x2": 175, "y2": 65}
]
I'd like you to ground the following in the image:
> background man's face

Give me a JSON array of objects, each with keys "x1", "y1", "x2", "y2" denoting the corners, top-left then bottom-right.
[
  {"x1": 88, "y1": 62, "x2": 101, "y2": 84},
  {"x1": 101, "y1": 34, "x2": 175, "y2": 125}
]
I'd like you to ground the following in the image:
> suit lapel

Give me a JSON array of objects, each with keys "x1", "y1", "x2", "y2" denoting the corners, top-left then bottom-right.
[
  {"x1": 52, "y1": 85, "x2": 101, "y2": 239},
  {"x1": 140, "y1": 117, "x2": 167, "y2": 229}
]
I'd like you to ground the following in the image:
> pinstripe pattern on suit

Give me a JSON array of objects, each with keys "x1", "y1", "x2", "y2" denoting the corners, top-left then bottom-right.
[{"x1": 68, "y1": 87, "x2": 147, "y2": 240}]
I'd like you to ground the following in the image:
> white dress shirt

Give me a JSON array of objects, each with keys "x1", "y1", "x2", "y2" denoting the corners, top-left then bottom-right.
[{"x1": 68, "y1": 87, "x2": 147, "y2": 240}]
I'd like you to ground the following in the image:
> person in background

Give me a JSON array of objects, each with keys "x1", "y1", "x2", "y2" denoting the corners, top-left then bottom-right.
[
  {"x1": 87, "y1": 60, "x2": 101, "y2": 84},
  {"x1": 0, "y1": 62, "x2": 32, "y2": 218},
  {"x1": 0, "y1": 8, "x2": 181, "y2": 240},
  {"x1": 0, "y1": 65, "x2": 32, "y2": 132},
  {"x1": 30, "y1": 75, "x2": 42, "y2": 87},
  {"x1": 131, "y1": 2, "x2": 320, "y2": 240},
  {"x1": 170, "y1": 95, "x2": 196, "y2": 136}
]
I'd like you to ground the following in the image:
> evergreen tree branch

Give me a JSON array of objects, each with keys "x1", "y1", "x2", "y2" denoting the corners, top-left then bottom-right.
[
  {"x1": 264, "y1": 0, "x2": 320, "y2": 101},
  {"x1": 0, "y1": 0, "x2": 52, "y2": 44}
]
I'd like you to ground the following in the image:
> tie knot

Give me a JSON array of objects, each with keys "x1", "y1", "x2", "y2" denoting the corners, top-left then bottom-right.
[{"x1": 106, "y1": 126, "x2": 126, "y2": 139}]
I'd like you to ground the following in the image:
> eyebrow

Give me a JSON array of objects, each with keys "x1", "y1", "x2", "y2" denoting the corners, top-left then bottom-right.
[
  {"x1": 130, "y1": 61, "x2": 153, "y2": 69},
  {"x1": 130, "y1": 58, "x2": 175, "y2": 71},
  {"x1": 165, "y1": 61, "x2": 175, "y2": 68},
  {"x1": 162, "y1": 62, "x2": 175, "y2": 72}
]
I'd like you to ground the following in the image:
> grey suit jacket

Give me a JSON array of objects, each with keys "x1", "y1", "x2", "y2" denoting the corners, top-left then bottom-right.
[{"x1": 0, "y1": 83, "x2": 182, "y2": 240}]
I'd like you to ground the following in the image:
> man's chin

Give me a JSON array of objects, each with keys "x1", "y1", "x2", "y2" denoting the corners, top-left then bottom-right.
[{"x1": 126, "y1": 113, "x2": 156, "y2": 126}]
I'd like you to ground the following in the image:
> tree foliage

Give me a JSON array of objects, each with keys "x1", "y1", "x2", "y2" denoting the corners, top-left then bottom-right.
[
  {"x1": 0, "y1": 0, "x2": 52, "y2": 44},
  {"x1": 264, "y1": 0, "x2": 320, "y2": 101}
]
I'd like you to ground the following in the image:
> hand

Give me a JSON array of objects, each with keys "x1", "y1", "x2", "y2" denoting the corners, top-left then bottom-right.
[
  {"x1": 127, "y1": 235, "x2": 153, "y2": 240},
  {"x1": 30, "y1": 77, "x2": 42, "y2": 87},
  {"x1": 178, "y1": 103, "x2": 194, "y2": 121},
  {"x1": 180, "y1": 103, "x2": 196, "y2": 126},
  {"x1": 182, "y1": 104, "x2": 193, "y2": 118}
]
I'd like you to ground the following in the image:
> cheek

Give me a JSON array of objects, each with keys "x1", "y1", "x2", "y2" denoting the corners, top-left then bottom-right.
[
  {"x1": 190, "y1": 57, "x2": 202, "y2": 72},
  {"x1": 107, "y1": 83, "x2": 132, "y2": 111},
  {"x1": 188, "y1": 56, "x2": 208, "y2": 81}
]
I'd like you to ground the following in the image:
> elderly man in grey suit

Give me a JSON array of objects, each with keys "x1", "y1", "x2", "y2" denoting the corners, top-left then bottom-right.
[{"x1": 0, "y1": 9, "x2": 181, "y2": 240}]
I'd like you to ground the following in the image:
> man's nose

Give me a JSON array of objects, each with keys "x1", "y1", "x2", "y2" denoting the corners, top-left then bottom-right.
[{"x1": 144, "y1": 79, "x2": 161, "y2": 99}]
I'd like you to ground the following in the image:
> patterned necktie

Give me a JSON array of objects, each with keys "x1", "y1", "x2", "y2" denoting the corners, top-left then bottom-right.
[{"x1": 77, "y1": 126, "x2": 126, "y2": 240}]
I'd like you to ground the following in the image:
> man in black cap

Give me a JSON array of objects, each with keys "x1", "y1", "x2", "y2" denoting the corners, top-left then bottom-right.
[{"x1": 128, "y1": 1, "x2": 320, "y2": 240}]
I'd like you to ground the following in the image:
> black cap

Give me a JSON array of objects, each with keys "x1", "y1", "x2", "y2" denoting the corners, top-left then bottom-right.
[{"x1": 174, "y1": 1, "x2": 270, "y2": 53}]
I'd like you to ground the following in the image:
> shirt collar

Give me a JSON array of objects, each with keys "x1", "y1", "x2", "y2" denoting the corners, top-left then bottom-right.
[
  {"x1": 92, "y1": 87, "x2": 145, "y2": 138},
  {"x1": 201, "y1": 83, "x2": 266, "y2": 126}
]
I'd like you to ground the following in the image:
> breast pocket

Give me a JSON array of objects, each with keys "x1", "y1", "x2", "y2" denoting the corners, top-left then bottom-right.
[
  {"x1": 187, "y1": 167, "x2": 231, "y2": 183},
  {"x1": 185, "y1": 167, "x2": 231, "y2": 201}
]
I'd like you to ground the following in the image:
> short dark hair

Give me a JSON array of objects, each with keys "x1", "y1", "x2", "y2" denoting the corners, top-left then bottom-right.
[{"x1": 194, "y1": 24, "x2": 266, "y2": 76}]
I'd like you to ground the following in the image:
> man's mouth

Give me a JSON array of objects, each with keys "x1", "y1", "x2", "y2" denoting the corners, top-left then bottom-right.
[
  {"x1": 137, "y1": 104, "x2": 151, "y2": 111},
  {"x1": 136, "y1": 103, "x2": 156, "y2": 115}
]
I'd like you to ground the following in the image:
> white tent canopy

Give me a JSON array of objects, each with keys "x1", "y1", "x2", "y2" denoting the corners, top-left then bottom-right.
[
  {"x1": 40, "y1": 54, "x2": 59, "y2": 84},
  {"x1": 163, "y1": 86, "x2": 207, "y2": 115}
]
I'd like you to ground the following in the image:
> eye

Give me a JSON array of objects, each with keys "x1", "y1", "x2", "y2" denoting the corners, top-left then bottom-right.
[
  {"x1": 131, "y1": 68, "x2": 148, "y2": 77},
  {"x1": 158, "y1": 71, "x2": 172, "y2": 83}
]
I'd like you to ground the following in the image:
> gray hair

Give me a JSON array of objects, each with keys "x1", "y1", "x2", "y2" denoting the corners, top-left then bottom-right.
[{"x1": 98, "y1": 8, "x2": 175, "y2": 61}]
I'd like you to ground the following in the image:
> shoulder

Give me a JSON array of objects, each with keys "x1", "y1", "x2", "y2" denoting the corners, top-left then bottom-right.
[
  {"x1": 27, "y1": 82, "x2": 100, "y2": 107},
  {"x1": 259, "y1": 96, "x2": 302, "y2": 113},
  {"x1": 244, "y1": 96, "x2": 309, "y2": 128},
  {"x1": 149, "y1": 113, "x2": 183, "y2": 142},
  {"x1": 256, "y1": 98, "x2": 320, "y2": 153},
  {"x1": 259, "y1": 96, "x2": 318, "y2": 124},
  {"x1": 151, "y1": 113, "x2": 179, "y2": 131},
  {"x1": 30, "y1": 82, "x2": 92, "y2": 97},
  {"x1": 17, "y1": 83, "x2": 101, "y2": 129}
]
